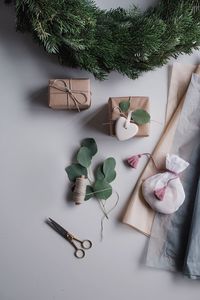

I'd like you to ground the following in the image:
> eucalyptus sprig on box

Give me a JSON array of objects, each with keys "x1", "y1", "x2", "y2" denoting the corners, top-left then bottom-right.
[
  {"x1": 119, "y1": 99, "x2": 150, "y2": 125},
  {"x1": 65, "y1": 138, "x2": 117, "y2": 208}
]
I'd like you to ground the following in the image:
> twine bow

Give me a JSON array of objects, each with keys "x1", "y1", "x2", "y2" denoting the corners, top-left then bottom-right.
[{"x1": 50, "y1": 79, "x2": 88, "y2": 112}]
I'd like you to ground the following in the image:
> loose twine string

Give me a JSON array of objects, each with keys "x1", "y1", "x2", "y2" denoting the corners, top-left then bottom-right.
[
  {"x1": 99, "y1": 191, "x2": 119, "y2": 241},
  {"x1": 137, "y1": 153, "x2": 180, "y2": 177},
  {"x1": 73, "y1": 176, "x2": 119, "y2": 240}
]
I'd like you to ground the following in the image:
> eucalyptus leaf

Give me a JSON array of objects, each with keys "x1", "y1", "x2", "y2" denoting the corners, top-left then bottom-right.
[
  {"x1": 81, "y1": 138, "x2": 97, "y2": 156},
  {"x1": 65, "y1": 163, "x2": 87, "y2": 182},
  {"x1": 131, "y1": 109, "x2": 150, "y2": 125},
  {"x1": 85, "y1": 185, "x2": 94, "y2": 200},
  {"x1": 103, "y1": 157, "x2": 116, "y2": 175},
  {"x1": 93, "y1": 179, "x2": 112, "y2": 200},
  {"x1": 95, "y1": 165, "x2": 105, "y2": 181},
  {"x1": 105, "y1": 170, "x2": 116, "y2": 183},
  {"x1": 119, "y1": 100, "x2": 130, "y2": 112},
  {"x1": 77, "y1": 146, "x2": 92, "y2": 168}
]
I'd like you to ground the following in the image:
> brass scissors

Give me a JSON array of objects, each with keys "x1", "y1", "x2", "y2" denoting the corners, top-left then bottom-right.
[{"x1": 47, "y1": 218, "x2": 92, "y2": 259}]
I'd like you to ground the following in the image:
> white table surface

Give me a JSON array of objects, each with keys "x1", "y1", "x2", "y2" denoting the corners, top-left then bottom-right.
[{"x1": 1, "y1": 1, "x2": 200, "y2": 300}]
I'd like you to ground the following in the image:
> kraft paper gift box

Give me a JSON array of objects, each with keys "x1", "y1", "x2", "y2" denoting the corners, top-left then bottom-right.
[
  {"x1": 49, "y1": 78, "x2": 91, "y2": 110},
  {"x1": 108, "y1": 96, "x2": 150, "y2": 137}
]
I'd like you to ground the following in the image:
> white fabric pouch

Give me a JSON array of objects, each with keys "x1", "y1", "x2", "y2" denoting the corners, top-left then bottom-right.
[{"x1": 142, "y1": 154, "x2": 189, "y2": 214}]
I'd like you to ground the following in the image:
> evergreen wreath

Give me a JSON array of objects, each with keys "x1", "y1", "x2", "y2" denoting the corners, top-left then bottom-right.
[{"x1": 7, "y1": 0, "x2": 200, "y2": 80}]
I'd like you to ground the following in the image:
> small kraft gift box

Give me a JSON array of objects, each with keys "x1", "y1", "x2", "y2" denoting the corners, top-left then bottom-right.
[
  {"x1": 108, "y1": 96, "x2": 150, "y2": 137},
  {"x1": 49, "y1": 78, "x2": 91, "y2": 111}
]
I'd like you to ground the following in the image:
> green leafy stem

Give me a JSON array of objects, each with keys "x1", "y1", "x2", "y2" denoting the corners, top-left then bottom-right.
[
  {"x1": 119, "y1": 99, "x2": 150, "y2": 125},
  {"x1": 65, "y1": 138, "x2": 116, "y2": 202}
]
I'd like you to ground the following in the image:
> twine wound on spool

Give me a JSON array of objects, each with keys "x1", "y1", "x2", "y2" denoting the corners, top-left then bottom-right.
[{"x1": 73, "y1": 175, "x2": 87, "y2": 205}]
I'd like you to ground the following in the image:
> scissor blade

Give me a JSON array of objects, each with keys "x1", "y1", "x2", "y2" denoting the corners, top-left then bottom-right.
[{"x1": 47, "y1": 218, "x2": 69, "y2": 239}]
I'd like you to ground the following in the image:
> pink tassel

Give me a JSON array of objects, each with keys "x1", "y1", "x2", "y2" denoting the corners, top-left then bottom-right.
[
  {"x1": 154, "y1": 186, "x2": 166, "y2": 201},
  {"x1": 127, "y1": 154, "x2": 141, "y2": 168}
]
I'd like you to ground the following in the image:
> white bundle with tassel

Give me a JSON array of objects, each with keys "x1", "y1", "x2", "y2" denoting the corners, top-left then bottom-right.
[{"x1": 142, "y1": 154, "x2": 189, "y2": 214}]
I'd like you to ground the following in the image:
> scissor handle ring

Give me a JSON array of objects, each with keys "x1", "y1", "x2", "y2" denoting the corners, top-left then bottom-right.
[
  {"x1": 81, "y1": 240, "x2": 92, "y2": 249},
  {"x1": 75, "y1": 249, "x2": 85, "y2": 259}
]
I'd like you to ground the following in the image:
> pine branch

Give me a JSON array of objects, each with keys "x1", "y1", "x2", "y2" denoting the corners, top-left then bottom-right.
[{"x1": 7, "y1": 0, "x2": 200, "y2": 80}]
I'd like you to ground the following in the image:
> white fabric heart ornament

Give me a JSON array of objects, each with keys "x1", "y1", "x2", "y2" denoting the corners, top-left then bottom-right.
[
  {"x1": 142, "y1": 154, "x2": 189, "y2": 214},
  {"x1": 115, "y1": 111, "x2": 138, "y2": 141}
]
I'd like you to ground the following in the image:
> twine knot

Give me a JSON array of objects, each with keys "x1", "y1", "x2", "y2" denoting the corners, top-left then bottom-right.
[{"x1": 50, "y1": 79, "x2": 88, "y2": 112}]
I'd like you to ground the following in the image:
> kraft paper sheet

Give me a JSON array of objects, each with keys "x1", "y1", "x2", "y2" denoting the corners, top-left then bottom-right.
[
  {"x1": 146, "y1": 73, "x2": 200, "y2": 277},
  {"x1": 122, "y1": 63, "x2": 200, "y2": 236}
]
